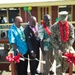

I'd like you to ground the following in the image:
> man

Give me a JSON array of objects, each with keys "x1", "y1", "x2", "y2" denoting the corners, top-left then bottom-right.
[
  {"x1": 38, "y1": 14, "x2": 54, "y2": 75},
  {"x1": 51, "y1": 11, "x2": 74, "y2": 75},
  {"x1": 8, "y1": 16, "x2": 28, "y2": 75},
  {"x1": 24, "y1": 16, "x2": 40, "y2": 75}
]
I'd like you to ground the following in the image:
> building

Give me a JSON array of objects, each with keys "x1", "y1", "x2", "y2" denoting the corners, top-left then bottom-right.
[
  {"x1": 0, "y1": 0, "x2": 75, "y2": 50},
  {"x1": 0, "y1": 0, "x2": 75, "y2": 72},
  {"x1": 0, "y1": 0, "x2": 75, "y2": 24}
]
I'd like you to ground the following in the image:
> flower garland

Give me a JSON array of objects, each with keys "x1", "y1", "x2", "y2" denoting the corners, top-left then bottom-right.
[
  {"x1": 41, "y1": 20, "x2": 51, "y2": 36},
  {"x1": 58, "y1": 21, "x2": 69, "y2": 42}
]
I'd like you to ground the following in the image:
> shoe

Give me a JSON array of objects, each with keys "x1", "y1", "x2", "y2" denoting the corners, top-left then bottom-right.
[
  {"x1": 35, "y1": 71, "x2": 39, "y2": 74},
  {"x1": 35, "y1": 71, "x2": 42, "y2": 74},
  {"x1": 50, "y1": 70, "x2": 54, "y2": 75}
]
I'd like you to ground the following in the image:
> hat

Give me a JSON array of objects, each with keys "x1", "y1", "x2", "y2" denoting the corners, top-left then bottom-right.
[
  {"x1": 58, "y1": 11, "x2": 68, "y2": 21},
  {"x1": 58, "y1": 11, "x2": 68, "y2": 15}
]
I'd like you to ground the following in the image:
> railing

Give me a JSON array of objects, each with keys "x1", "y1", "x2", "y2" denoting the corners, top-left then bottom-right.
[
  {"x1": 0, "y1": 23, "x2": 28, "y2": 30},
  {"x1": 0, "y1": 23, "x2": 28, "y2": 39},
  {"x1": 0, "y1": 21, "x2": 75, "y2": 30},
  {"x1": 0, "y1": 22, "x2": 28, "y2": 44}
]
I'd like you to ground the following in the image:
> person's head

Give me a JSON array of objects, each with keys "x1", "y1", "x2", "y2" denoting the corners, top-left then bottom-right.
[
  {"x1": 14, "y1": 16, "x2": 23, "y2": 28},
  {"x1": 29, "y1": 16, "x2": 37, "y2": 28},
  {"x1": 58, "y1": 11, "x2": 68, "y2": 23},
  {"x1": 44, "y1": 14, "x2": 51, "y2": 26}
]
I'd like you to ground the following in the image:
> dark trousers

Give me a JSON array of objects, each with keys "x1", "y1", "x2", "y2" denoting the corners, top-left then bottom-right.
[
  {"x1": 29, "y1": 48, "x2": 40, "y2": 75},
  {"x1": 16, "y1": 53, "x2": 28, "y2": 75}
]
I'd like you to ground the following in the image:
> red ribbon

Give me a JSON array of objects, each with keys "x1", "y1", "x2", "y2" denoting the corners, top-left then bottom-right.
[
  {"x1": 64, "y1": 52, "x2": 75, "y2": 65},
  {"x1": 6, "y1": 54, "x2": 21, "y2": 63}
]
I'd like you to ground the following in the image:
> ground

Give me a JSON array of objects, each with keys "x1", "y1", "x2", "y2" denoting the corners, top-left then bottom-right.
[
  {"x1": 0, "y1": 71, "x2": 75, "y2": 75},
  {"x1": 0, "y1": 47, "x2": 75, "y2": 75}
]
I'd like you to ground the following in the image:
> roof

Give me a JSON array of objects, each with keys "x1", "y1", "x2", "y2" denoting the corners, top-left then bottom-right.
[
  {"x1": 0, "y1": 0, "x2": 63, "y2": 4},
  {"x1": 0, "y1": 0, "x2": 75, "y2": 8}
]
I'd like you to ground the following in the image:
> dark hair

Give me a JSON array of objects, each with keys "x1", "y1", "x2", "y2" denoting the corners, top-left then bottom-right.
[{"x1": 44, "y1": 14, "x2": 50, "y2": 21}]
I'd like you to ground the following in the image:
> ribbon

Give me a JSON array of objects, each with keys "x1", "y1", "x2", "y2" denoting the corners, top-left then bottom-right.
[
  {"x1": 64, "y1": 52, "x2": 75, "y2": 65},
  {"x1": 6, "y1": 54, "x2": 21, "y2": 63},
  {"x1": 21, "y1": 55, "x2": 46, "y2": 64}
]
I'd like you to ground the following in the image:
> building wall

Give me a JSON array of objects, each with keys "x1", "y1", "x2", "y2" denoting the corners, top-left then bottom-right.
[
  {"x1": 73, "y1": 5, "x2": 75, "y2": 22},
  {"x1": 21, "y1": 7, "x2": 55, "y2": 24},
  {"x1": 21, "y1": 7, "x2": 38, "y2": 23},
  {"x1": 51, "y1": 6, "x2": 58, "y2": 24},
  {"x1": 21, "y1": 7, "x2": 30, "y2": 22},
  {"x1": 32, "y1": 7, "x2": 38, "y2": 21}
]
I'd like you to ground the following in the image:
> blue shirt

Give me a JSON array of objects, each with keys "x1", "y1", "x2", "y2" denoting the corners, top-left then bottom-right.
[{"x1": 8, "y1": 24, "x2": 28, "y2": 55}]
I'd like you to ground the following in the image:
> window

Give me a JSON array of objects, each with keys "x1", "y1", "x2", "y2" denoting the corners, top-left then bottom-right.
[{"x1": 8, "y1": 8, "x2": 19, "y2": 23}]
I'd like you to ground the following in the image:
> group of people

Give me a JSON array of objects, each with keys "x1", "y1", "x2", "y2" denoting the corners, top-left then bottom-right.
[{"x1": 8, "y1": 11, "x2": 74, "y2": 75}]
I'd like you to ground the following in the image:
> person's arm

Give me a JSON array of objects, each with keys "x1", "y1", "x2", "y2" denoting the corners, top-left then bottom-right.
[
  {"x1": 40, "y1": 39, "x2": 46, "y2": 55},
  {"x1": 50, "y1": 26, "x2": 60, "y2": 50},
  {"x1": 24, "y1": 28, "x2": 36, "y2": 58},
  {"x1": 24, "y1": 29, "x2": 34, "y2": 52},
  {"x1": 26, "y1": 36, "x2": 36, "y2": 58},
  {"x1": 68, "y1": 23, "x2": 74, "y2": 46},
  {"x1": 38, "y1": 26, "x2": 46, "y2": 55},
  {"x1": 11, "y1": 43, "x2": 22, "y2": 55},
  {"x1": 50, "y1": 26, "x2": 64, "y2": 55},
  {"x1": 8, "y1": 30, "x2": 22, "y2": 56}
]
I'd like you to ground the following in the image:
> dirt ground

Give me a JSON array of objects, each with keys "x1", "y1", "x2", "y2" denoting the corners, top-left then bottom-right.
[{"x1": 0, "y1": 71, "x2": 75, "y2": 75}]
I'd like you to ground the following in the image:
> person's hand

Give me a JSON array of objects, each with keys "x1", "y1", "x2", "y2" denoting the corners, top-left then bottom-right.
[
  {"x1": 16, "y1": 49, "x2": 22, "y2": 56},
  {"x1": 66, "y1": 49, "x2": 69, "y2": 53},
  {"x1": 57, "y1": 50, "x2": 63, "y2": 55},
  {"x1": 31, "y1": 52, "x2": 36, "y2": 58},
  {"x1": 17, "y1": 52, "x2": 22, "y2": 56}
]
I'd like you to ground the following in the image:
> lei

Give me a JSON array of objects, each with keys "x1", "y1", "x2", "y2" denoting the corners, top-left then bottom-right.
[
  {"x1": 58, "y1": 21, "x2": 69, "y2": 42},
  {"x1": 14, "y1": 24, "x2": 25, "y2": 41},
  {"x1": 41, "y1": 20, "x2": 51, "y2": 36}
]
